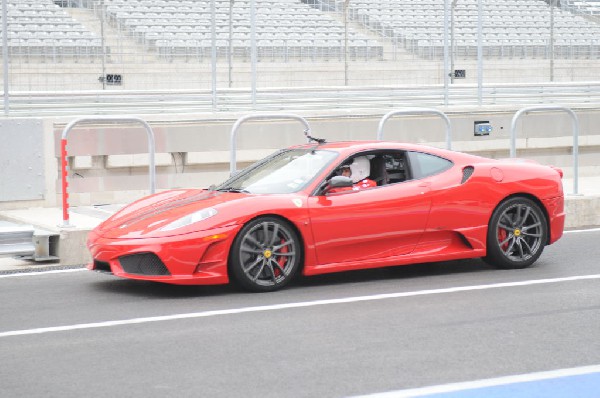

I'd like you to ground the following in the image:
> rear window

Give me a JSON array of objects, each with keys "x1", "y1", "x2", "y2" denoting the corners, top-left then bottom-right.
[{"x1": 408, "y1": 151, "x2": 453, "y2": 179}]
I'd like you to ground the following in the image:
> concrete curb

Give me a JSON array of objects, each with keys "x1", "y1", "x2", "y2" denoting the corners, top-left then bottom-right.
[{"x1": 564, "y1": 195, "x2": 600, "y2": 230}]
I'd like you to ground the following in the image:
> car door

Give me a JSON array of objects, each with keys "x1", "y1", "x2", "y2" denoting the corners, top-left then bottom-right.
[{"x1": 307, "y1": 179, "x2": 433, "y2": 266}]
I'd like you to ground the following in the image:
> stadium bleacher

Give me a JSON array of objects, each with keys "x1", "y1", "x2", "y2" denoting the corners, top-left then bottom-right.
[
  {"x1": 1, "y1": 0, "x2": 102, "y2": 62},
  {"x1": 1, "y1": 0, "x2": 599, "y2": 63},
  {"x1": 99, "y1": 0, "x2": 382, "y2": 62},
  {"x1": 562, "y1": 0, "x2": 600, "y2": 15},
  {"x1": 345, "y1": 0, "x2": 600, "y2": 59}
]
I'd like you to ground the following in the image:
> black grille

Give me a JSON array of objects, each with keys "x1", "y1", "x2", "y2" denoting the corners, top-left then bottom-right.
[
  {"x1": 119, "y1": 253, "x2": 171, "y2": 276},
  {"x1": 461, "y1": 166, "x2": 474, "y2": 184},
  {"x1": 93, "y1": 260, "x2": 112, "y2": 273}
]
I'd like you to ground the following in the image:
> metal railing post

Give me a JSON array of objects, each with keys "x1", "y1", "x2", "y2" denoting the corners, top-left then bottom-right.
[
  {"x1": 230, "y1": 113, "x2": 311, "y2": 175},
  {"x1": 2, "y1": 0, "x2": 9, "y2": 116},
  {"x1": 510, "y1": 106, "x2": 579, "y2": 194},
  {"x1": 377, "y1": 108, "x2": 453, "y2": 150},
  {"x1": 60, "y1": 116, "x2": 156, "y2": 227},
  {"x1": 443, "y1": 0, "x2": 450, "y2": 105}
]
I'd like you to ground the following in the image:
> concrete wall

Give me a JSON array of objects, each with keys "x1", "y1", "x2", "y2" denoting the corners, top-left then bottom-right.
[
  {"x1": 0, "y1": 105, "x2": 599, "y2": 210},
  {"x1": 6, "y1": 58, "x2": 600, "y2": 90}
]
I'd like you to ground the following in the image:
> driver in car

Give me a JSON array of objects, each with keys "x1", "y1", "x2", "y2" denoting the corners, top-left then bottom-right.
[{"x1": 330, "y1": 156, "x2": 376, "y2": 193}]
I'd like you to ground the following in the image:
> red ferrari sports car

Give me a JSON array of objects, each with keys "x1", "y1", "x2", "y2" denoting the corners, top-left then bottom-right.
[{"x1": 87, "y1": 141, "x2": 565, "y2": 292}]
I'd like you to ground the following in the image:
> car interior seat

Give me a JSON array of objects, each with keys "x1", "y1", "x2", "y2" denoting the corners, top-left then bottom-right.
[{"x1": 369, "y1": 156, "x2": 389, "y2": 186}]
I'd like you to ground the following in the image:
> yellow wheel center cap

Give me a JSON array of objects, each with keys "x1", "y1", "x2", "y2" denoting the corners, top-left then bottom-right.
[
  {"x1": 514, "y1": 229, "x2": 521, "y2": 237},
  {"x1": 263, "y1": 250, "x2": 272, "y2": 258}
]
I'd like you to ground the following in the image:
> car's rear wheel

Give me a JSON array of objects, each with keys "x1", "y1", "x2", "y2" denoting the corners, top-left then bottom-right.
[
  {"x1": 229, "y1": 217, "x2": 302, "y2": 292},
  {"x1": 484, "y1": 197, "x2": 547, "y2": 269}
]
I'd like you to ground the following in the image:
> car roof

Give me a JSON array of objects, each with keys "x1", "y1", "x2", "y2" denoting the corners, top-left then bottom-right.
[{"x1": 291, "y1": 140, "x2": 474, "y2": 160}]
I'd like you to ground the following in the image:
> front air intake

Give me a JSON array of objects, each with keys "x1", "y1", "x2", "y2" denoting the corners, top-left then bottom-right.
[
  {"x1": 119, "y1": 253, "x2": 170, "y2": 276},
  {"x1": 93, "y1": 260, "x2": 112, "y2": 273},
  {"x1": 461, "y1": 166, "x2": 474, "y2": 184}
]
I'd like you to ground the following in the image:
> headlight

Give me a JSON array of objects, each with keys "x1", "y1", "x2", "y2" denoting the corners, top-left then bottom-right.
[{"x1": 159, "y1": 208, "x2": 218, "y2": 231}]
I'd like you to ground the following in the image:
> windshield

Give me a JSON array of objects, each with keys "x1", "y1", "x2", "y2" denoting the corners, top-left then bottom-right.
[{"x1": 216, "y1": 149, "x2": 338, "y2": 194}]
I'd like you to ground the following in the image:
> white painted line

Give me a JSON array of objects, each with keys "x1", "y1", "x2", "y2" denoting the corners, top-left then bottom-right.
[
  {"x1": 565, "y1": 227, "x2": 600, "y2": 234},
  {"x1": 1, "y1": 273, "x2": 599, "y2": 339},
  {"x1": 0, "y1": 268, "x2": 86, "y2": 279},
  {"x1": 351, "y1": 364, "x2": 600, "y2": 397}
]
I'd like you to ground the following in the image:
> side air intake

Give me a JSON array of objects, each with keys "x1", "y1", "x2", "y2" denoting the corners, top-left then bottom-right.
[{"x1": 461, "y1": 166, "x2": 474, "y2": 184}]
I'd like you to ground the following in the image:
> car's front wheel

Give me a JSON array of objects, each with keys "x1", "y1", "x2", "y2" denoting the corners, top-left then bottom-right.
[
  {"x1": 484, "y1": 197, "x2": 548, "y2": 269},
  {"x1": 229, "y1": 217, "x2": 302, "y2": 292}
]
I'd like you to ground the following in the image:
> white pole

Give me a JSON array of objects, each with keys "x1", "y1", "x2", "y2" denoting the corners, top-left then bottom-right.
[
  {"x1": 477, "y1": 0, "x2": 483, "y2": 105},
  {"x1": 250, "y1": 0, "x2": 257, "y2": 107},
  {"x1": 550, "y1": 0, "x2": 555, "y2": 81},
  {"x1": 443, "y1": 0, "x2": 450, "y2": 105},
  {"x1": 2, "y1": 0, "x2": 9, "y2": 115}
]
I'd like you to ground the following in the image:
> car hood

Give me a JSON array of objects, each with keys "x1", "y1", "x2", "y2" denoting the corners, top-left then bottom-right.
[{"x1": 95, "y1": 189, "x2": 249, "y2": 239}]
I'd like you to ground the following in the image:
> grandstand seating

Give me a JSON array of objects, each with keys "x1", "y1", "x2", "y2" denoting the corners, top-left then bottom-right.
[
  {"x1": 1, "y1": 0, "x2": 102, "y2": 62},
  {"x1": 1, "y1": 0, "x2": 599, "y2": 63},
  {"x1": 98, "y1": 0, "x2": 382, "y2": 62},
  {"x1": 345, "y1": 0, "x2": 600, "y2": 59},
  {"x1": 562, "y1": 0, "x2": 600, "y2": 15}
]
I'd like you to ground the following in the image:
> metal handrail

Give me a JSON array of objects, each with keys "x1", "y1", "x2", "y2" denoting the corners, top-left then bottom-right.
[
  {"x1": 510, "y1": 106, "x2": 579, "y2": 194},
  {"x1": 60, "y1": 116, "x2": 156, "y2": 227},
  {"x1": 3, "y1": 82, "x2": 600, "y2": 117},
  {"x1": 229, "y1": 113, "x2": 311, "y2": 175},
  {"x1": 377, "y1": 108, "x2": 452, "y2": 150}
]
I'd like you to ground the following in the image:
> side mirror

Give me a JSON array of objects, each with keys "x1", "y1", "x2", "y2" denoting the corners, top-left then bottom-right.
[{"x1": 329, "y1": 175, "x2": 353, "y2": 188}]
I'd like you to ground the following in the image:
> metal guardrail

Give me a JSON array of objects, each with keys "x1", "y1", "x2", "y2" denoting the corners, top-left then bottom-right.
[
  {"x1": 510, "y1": 106, "x2": 580, "y2": 195},
  {"x1": 377, "y1": 108, "x2": 452, "y2": 149},
  {"x1": 1, "y1": 82, "x2": 599, "y2": 116},
  {"x1": 229, "y1": 113, "x2": 312, "y2": 175},
  {"x1": 0, "y1": 225, "x2": 34, "y2": 258},
  {"x1": 60, "y1": 117, "x2": 156, "y2": 227},
  {"x1": 0, "y1": 222, "x2": 59, "y2": 261}
]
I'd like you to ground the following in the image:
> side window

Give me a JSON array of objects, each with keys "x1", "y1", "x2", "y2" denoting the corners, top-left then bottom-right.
[
  {"x1": 319, "y1": 153, "x2": 379, "y2": 195},
  {"x1": 407, "y1": 151, "x2": 453, "y2": 179}
]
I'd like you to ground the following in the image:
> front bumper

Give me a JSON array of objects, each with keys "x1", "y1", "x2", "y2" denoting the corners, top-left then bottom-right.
[{"x1": 87, "y1": 225, "x2": 240, "y2": 285}]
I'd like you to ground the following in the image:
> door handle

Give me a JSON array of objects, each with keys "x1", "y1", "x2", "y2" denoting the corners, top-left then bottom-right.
[{"x1": 418, "y1": 181, "x2": 431, "y2": 194}]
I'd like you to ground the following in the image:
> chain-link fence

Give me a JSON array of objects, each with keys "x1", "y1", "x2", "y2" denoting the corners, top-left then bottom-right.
[{"x1": 1, "y1": 0, "x2": 600, "y2": 109}]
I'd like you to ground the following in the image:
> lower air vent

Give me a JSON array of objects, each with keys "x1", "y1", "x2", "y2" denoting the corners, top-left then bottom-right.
[
  {"x1": 461, "y1": 166, "x2": 474, "y2": 184},
  {"x1": 93, "y1": 260, "x2": 112, "y2": 273},
  {"x1": 119, "y1": 253, "x2": 170, "y2": 276}
]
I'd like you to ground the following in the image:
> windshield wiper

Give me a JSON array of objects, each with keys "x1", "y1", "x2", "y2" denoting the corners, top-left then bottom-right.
[{"x1": 216, "y1": 187, "x2": 250, "y2": 194}]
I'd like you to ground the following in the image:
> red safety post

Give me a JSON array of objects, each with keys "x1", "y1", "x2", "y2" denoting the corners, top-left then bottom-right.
[{"x1": 60, "y1": 138, "x2": 70, "y2": 226}]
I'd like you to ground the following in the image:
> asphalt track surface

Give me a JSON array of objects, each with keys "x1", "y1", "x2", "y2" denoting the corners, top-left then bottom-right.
[{"x1": 1, "y1": 229, "x2": 599, "y2": 398}]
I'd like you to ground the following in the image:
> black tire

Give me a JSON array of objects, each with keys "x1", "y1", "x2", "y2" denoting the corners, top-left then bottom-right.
[
  {"x1": 484, "y1": 197, "x2": 548, "y2": 269},
  {"x1": 229, "y1": 217, "x2": 302, "y2": 292}
]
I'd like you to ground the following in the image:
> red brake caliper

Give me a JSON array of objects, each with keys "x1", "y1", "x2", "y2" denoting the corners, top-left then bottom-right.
[
  {"x1": 498, "y1": 228, "x2": 508, "y2": 251},
  {"x1": 275, "y1": 239, "x2": 288, "y2": 276}
]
